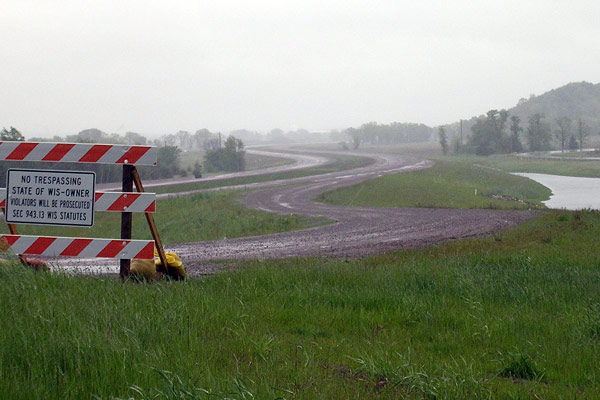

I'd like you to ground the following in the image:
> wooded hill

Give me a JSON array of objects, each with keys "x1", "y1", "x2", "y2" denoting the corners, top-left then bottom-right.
[
  {"x1": 509, "y1": 82, "x2": 600, "y2": 128},
  {"x1": 446, "y1": 81, "x2": 600, "y2": 140}
]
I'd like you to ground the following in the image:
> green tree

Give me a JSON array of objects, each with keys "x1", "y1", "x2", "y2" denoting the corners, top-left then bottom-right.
[
  {"x1": 438, "y1": 126, "x2": 448, "y2": 155},
  {"x1": 203, "y1": 133, "x2": 221, "y2": 151},
  {"x1": 526, "y1": 113, "x2": 551, "y2": 152},
  {"x1": 467, "y1": 110, "x2": 511, "y2": 155},
  {"x1": 569, "y1": 134, "x2": 578, "y2": 150},
  {"x1": 469, "y1": 116, "x2": 495, "y2": 155},
  {"x1": 1, "y1": 127, "x2": 24, "y2": 141},
  {"x1": 342, "y1": 122, "x2": 433, "y2": 145},
  {"x1": 509, "y1": 116, "x2": 523, "y2": 153},
  {"x1": 224, "y1": 136, "x2": 245, "y2": 171},
  {"x1": 28, "y1": 135, "x2": 63, "y2": 142},
  {"x1": 0, "y1": 127, "x2": 25, "y2": 186},
  {"x1": 192, "y1": 161, "x2": 202, "y2": 178},
  {"x1": 66, "y1": 129, "x2": 126, "y2": 144},
  {"x1": 338, "y1": 141, "x2": 349, "y2": 150},
  {"x1": 555, "y1": 117, "x2": 572, "y2": 153},
  {"x1": 499, "y1": 110, "x2": 509, "y2": 133},
  {"x1": 194, "y1": 129, "x2": 213, "y2": 150},
  {"x1": 204, "y1": 136, "x2": 246, "y2": 172},
  {"x1": 576, "y1": 118, "x2": 589, "y2": 152},
  {"x1": 124, "y1": 132, "x2": 147, "y2": 145},
  {"x1": 452, "y1": 136, "x2": 463, "y2": 154},
  {"x1": 155, "y1": 146, "x2": 182, "y2": 178},
  {"x1": 175, "y1": 130, "x2": 192, "y2": 149}
]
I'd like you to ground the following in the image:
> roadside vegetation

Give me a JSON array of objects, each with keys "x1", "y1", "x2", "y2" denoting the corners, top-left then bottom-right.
[
  {"x1": 2, "y1": 210, "x2": 600, "y2": 398},
  {"x1": 318, "y1": 160, "x2": 550, "y2": 210},
  {"x1": 0, "y1": 191, "x2": 327, "y2": 245}
]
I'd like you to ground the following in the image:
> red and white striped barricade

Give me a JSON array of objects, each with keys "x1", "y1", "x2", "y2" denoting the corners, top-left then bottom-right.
[
  {"x1": 0, "y1": 189, "x2": 156, "y2": 213},
  {"x1": 0, "y1": 141, "x2": 168, "y2": 278},
  {"x1": 0, "y1": 236, "x2": 155, "y2": 259},
  {"x1": 0, "y1": 141, "x2": 157, "y2": 165}
]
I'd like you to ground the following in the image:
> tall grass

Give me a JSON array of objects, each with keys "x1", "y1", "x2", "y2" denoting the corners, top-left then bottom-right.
[{"x1": 2, "y1": 211, "x2": 600, "y2": 398}]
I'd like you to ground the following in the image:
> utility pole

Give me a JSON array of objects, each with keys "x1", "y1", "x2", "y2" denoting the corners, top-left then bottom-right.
[{"x1": 460, "y1": 119, "x2": 463, "y2": 144}]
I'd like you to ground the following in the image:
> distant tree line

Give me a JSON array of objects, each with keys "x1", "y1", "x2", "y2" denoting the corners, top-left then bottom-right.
[
  {"x1": 343, "y1": 122, "x2": 433, "y2": 145},
  {"x1": 0, "y1": 127, "x2": 185, "y2": 185},
  {"x1": 0, "y1": 126, "x2": 250, "y2": 184},
  {"x1": 445, "y1": 110, "x2": 593, "y2": 156},
  {"x1": 152, "y1": 123, "x2": 433, "y2": 150},
  {"x1": 156, "y1": 128, "x2": 337, "y2": 148}
]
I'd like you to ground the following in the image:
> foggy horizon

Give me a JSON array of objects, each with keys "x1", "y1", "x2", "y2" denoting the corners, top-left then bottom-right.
[{"x1": 2, "y1": 1, "x2": 599, "y2": 138}]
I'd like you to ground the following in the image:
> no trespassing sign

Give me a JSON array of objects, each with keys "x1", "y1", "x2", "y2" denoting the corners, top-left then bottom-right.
[{"x1": 5, "y1": 169, "x2": 95, "y2": 227}]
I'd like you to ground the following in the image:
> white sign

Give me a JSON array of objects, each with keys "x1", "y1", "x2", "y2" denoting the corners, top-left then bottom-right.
[{"x1": 5, "y1": 169, "x2": 95, "y2": 227}]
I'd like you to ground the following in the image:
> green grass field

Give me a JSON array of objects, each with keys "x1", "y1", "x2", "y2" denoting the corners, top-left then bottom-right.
[
  {"x1": 4, "y1": 150, "x2": 600, "y2": 398},
  {"x1": 2, "y1": 210, "x2": 600, "y2": 398},
  {"x1": 0, "y1": 191, "x2": 327, "y2": 245},
  {"x1": 318, "y1": 160, "x2": 551, "y2": 210},
  {"x1": 474, "y1": 155, "x2": 600, "y2": 178}
]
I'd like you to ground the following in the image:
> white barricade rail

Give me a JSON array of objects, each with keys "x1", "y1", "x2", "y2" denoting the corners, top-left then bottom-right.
[
  {"x1": 0, "y1": 235, "x2": 154, "y2": 259},
  {"x1": 0, "y1": 141, "x2": 157, "y2": 165},
  {"x1": 94, "y1": 192, "x2": 156, "y2": 212},
  {"x1": 0, "y1": 189, "x2": 156, "y2": 213}
]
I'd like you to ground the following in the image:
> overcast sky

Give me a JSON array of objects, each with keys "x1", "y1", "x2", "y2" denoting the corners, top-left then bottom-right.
[{"x1": 2, "y1": 0, "x2": 599, "y2": 138}]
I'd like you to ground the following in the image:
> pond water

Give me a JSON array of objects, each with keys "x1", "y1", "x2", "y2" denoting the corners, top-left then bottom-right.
[{"x1": 514, "y1": 173, "x2": 600, "y2": 210}]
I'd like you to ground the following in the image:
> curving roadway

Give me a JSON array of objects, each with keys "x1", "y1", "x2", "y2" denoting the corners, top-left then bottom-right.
[{"x1": 56, "y1": 149, "x2": 538, "y2": 274}]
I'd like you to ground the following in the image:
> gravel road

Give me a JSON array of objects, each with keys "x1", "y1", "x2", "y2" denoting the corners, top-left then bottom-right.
[
  {"x1": 57, "y1": 149, "x2": 538, "y2": 274},
  {"x1": 176, "y1": 152, "x2": 537, "y2": 273},
  {"x1": 96, "y1": 149, "x2": 331, "y2": 191}
]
